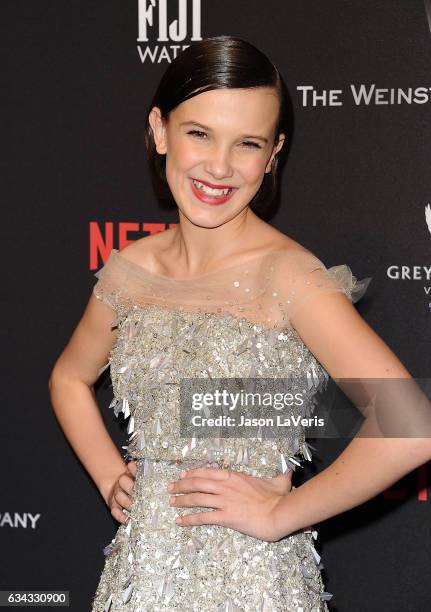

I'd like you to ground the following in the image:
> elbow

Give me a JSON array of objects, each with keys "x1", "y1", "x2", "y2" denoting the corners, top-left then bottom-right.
[
  {"x1": 48, "y1": 366, "x2": 92, "y2": 397},
  {"x1": 48, "y1": 364, "x2": 63, "y2": 396},
  {"x1": 48, "y1": 369, "x2": 57, "y2": 395}
]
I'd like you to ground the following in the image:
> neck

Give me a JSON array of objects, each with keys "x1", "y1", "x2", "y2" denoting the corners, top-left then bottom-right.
[{"x1": 167, "y1": 207, "x2": 264, "y2": 275}]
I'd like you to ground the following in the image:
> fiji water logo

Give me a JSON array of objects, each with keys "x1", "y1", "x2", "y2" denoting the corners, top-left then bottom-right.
[{"x1": 137, "y1": 0, "x2": 203, "y2": 63}]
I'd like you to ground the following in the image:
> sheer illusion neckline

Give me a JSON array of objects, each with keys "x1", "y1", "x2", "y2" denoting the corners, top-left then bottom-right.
[{"x1": 112, "y1": 247, "x2": 304, "y2": 283}]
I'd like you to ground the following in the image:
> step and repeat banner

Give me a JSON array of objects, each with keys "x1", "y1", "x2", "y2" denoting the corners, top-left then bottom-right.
[{"x1": 2, "y1": 1, "x2": 431, "y2": 610}]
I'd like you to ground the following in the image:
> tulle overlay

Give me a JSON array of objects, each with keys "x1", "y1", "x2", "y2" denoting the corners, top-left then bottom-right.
[{"x1": 90, "y1": 247, "x2": 371, "y2": 611}]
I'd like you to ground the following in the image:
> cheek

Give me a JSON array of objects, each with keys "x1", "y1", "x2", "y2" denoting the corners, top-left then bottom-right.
[
  {"x1": 240, "y1": 157, "x2": 267, "y2": 185},
  {"x1": 165, "y1": 148, "x2": 197, "y2": 197},
  {"x1": 167, "y1": 138, "x2": 200, "y2": 173},
  {"x1": 165, "y1": 151, "x2": 191, "y2": 188}
]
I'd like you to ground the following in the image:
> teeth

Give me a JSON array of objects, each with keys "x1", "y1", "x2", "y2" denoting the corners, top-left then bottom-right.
[{"x1": 192, "y1": 179, "x2": 232, "y2": 197}]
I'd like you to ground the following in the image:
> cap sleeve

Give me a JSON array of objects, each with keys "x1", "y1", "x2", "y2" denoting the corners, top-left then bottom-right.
[
  {"x1": 93, "y1": 249, "x2": 134, "y2": 316},
  {"x1": 271, "y1": 249, "x2": 372, "y2": 327}
]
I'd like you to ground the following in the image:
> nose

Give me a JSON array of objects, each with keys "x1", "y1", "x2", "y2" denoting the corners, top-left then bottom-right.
[{"x1": 203, "y1": 145, "x2": 234, "y2": 180}]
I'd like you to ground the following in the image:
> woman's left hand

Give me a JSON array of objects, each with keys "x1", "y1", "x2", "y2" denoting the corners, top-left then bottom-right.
[{"x1": 167, "y1": 466, "x2": 293, "y2": 542}]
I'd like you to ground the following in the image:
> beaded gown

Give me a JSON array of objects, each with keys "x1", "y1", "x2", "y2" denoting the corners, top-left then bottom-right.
[{"x1": 89, "y1": 247, "x2": 371, "y2": 612}]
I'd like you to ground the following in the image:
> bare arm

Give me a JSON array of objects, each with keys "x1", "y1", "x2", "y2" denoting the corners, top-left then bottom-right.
[
  {"x1": 274, "y1": 291, "x2": 431, "y2": 534},
  {"x1": 48, "y1": 292, "x2": 126, "y2": 505}
]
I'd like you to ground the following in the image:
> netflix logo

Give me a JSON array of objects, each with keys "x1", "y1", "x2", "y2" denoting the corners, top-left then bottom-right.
[{"x1": 89, "y1": 221, "x2": 177, "y2": 269}]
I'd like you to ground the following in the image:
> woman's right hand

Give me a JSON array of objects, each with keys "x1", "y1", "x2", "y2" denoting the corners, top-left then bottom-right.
[{"x1": 106, "y1": 460, "x2": 138, "y2": 524}]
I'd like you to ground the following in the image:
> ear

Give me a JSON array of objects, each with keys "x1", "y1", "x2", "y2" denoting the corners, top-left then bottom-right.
[
  {"x1": 265, "y1": 133, "x2": 286, "y2": 173},
  {"x1": 148, "y1": 107, "x2": 168, "y2": 154}
]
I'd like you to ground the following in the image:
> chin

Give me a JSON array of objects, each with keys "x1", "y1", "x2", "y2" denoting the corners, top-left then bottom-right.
[
  {"x1": 183, "y1": 200, "x2": 247, "y2": 226},
  {"x1": 182, "y1": 209, "x2": 230, "y2": 229}
]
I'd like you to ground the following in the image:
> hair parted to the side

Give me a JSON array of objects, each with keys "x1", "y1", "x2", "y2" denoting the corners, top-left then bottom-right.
[{"x1": 144, "y1": 35, "x2": 294, "y2": 218}]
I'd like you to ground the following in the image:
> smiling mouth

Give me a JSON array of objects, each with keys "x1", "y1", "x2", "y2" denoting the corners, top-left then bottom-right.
[{"x1": 191, "y1": 178, "x2": 235, "y2": 197}]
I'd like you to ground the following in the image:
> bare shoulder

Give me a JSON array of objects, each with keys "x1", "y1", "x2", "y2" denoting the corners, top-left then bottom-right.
[
  {"x1": 251, "y1": 225, "x2": 311, "y2": 257},
  {"x1": 119, "y1": 228, "x2": 175, "y2": 273},
  {"x1": 268, "y1": 236, "x2": 328, "y2": 284},
  {"x1": 269, "y1": 234, "x2": 317, "y2": 260}
]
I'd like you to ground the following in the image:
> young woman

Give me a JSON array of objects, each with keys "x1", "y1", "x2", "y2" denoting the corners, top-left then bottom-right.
[{"x1": 49, "y1": 35, "x2": 431, "y2": 611}]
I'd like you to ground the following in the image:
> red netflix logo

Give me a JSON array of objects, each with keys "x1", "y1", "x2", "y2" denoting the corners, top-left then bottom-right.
[{"x1": 89, "y1": 221, "x2": 177, "y2": 269}]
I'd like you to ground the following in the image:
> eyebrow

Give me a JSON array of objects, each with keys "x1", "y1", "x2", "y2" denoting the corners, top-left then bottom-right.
[{"x1": 179, "y1": 121, "x2": 269, "y2": 144}]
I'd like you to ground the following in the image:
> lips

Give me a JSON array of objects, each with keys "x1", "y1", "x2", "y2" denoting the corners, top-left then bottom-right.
[
  {"x1": 191, "y1": 178, "x2": 236, "y2": 190},
  {"x1": 189, "y1": 177, "x2": 237, "y2": 206}
]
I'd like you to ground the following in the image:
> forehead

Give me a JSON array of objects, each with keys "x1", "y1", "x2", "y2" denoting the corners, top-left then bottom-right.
[{"x1": 171, "y1": 87, "x2": 279, "y2": 133}]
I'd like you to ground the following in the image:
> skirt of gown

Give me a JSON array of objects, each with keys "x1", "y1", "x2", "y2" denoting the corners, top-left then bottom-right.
[{"x1": 90, "y1": 458, "x2": 331, "y2": 612}]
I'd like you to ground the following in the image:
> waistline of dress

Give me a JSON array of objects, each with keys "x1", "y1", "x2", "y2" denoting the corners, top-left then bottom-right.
[{"x1": 131, "y1": 455, "x2": 287, "y2": 479}]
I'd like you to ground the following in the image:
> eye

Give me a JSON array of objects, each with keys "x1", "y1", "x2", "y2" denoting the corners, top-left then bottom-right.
[
  {"x1": 241, "y1": 141, "x2": 262, "y2": 149},
  {"x1": 186, "y1": 130, "x2": 262, "y2": 149},
  {"x1": 187, "y1": 129, "x2": 207, "y2": 139}
]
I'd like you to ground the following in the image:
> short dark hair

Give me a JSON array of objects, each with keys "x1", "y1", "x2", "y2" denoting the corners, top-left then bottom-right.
[{"x1": 144, "y1": 35, "x2": 294, "y2": 217}]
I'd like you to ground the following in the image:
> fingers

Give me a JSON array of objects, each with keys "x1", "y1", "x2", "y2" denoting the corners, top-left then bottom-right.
[
  {"x1": 108, "y1": 462, "x2": 138, "y2": 524},
  {"x1": 109, "y1": 484, "x2": 133, "y2": 524},
  {"x1": 109, "y1": 488, "x2": 130, "y2": 524},
  {"x1": 111, "y1": 504, "x2": 129, "y2": 524},
  {"x1": 126, "y1": 460, "x2": 137, "y2": 477},
  {"x1": 180, "y1": 467, "x2": 233, "y2": 481},
  {"x1": 168, "y1": 476, "x2": 222, "y2": 495},
  {"x1": 114, "y1": 487, "x2": 132, "y2": 510},
  {"x1": 118, "y1": 472, "x2": 135, "y2": 496},
  {"x1": 169, "y1": 492, "x2": 221, "y2": 509},
  {"x1": 175, "y1": 510, "x2": 223, "y2": 527}
]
